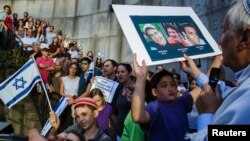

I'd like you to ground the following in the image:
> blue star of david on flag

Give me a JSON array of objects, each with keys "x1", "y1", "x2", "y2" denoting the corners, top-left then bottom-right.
[
  {"x1": 12, "y1": 77, "x2": 27, "y2": 90},
  {"x1": 0, "y1": 58, "x2": 42, "y2": 109}
]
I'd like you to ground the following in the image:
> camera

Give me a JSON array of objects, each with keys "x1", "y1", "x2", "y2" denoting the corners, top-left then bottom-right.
[{"x1": 209, "y1": 67, "x2": 221, "y2": 92}]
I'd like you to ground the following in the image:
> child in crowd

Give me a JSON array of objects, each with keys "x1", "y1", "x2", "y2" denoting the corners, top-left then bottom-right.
[
  {"x1": 131, "y1": 54, "x2": 201, "y2": 141},
  {"x1": 89, "y1": 88, "x2": 113, "y2": 135}
]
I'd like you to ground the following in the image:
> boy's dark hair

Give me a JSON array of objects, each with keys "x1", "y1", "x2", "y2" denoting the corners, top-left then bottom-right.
[{"x1": 149, "y1": 70, "x2": 175, "y2": 89}]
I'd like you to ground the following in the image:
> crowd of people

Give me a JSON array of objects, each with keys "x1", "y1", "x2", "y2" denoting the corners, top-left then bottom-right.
[{"x1": 1, "y1": 0, "x2": 250, "y2": 141}]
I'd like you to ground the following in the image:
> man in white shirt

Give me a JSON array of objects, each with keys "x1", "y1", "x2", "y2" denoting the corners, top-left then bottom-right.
[
  {"x1": 45, "y1": 25, "x2": 57, "y2": 45},
  {"x1": 21, "y1": 28, "x2": 38, "y2": 54}
]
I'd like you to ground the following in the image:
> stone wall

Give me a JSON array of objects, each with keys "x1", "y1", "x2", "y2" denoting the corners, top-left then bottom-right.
[{"x1": 1, "y1": 96, "x2": 41, "y2": 136}]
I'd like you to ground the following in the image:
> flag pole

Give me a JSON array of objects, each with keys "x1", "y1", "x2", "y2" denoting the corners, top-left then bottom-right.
[{"x1": 32, "y1": 57, "x2": 53, "y2": 112}]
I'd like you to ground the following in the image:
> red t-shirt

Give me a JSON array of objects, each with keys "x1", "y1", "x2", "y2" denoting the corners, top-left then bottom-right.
[
  {"x1": 36, "y1": 57, "x2": 55, "y2": 83},
  {"x1": 4, "y1": 15, "x2": 13, "y2": 30}
]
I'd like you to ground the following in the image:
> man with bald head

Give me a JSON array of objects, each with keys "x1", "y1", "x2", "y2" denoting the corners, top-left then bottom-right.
[{"x1": 48, "y1": 60, "x2": 66, "y2": 95}]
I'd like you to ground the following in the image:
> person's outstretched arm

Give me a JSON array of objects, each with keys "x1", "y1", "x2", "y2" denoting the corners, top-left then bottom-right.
[
  {"x1": 181, "y1": 54, "x2": 222, "y2": 134},
  {"x1": 206, "y1": 55, "x2": 223, "y2": 76},
  {"x1": 49, "y1": 112, "x2": 69, "y2": 141},
  {"x1": 131, "y1": 54, "x2": 150, "y2": 124},
  {"x1": 181, "y1": 54, "x2": 202, "y2": 102},
  {"x1": 181, "y1": 54, "x2": 222, "y2": 110}
]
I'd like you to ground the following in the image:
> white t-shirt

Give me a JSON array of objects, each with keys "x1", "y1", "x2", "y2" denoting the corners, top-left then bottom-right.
[
  {"x1": 21, "y1": 36, "x2": 38, "y2": 51},
  {"x1": 61, "y1": 76, "x2": 80, "y2": 96}
]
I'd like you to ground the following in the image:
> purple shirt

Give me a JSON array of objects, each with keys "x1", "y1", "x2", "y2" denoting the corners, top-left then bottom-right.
[
  {"x1": 142, "y1": 94, "x2": 193, "y2": 141},
  {"x1": 97, "y1": 104, "x2": 113, "y2": 134}
]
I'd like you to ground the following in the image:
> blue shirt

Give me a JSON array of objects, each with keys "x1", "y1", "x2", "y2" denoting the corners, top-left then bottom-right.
[{"x1": 196, "y1": 70, "x2": 242, "y2": 131}]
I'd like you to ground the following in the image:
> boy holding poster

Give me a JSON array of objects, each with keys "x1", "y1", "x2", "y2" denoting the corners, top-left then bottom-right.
[{"x1": 131, "y1": 54, "x2": 201, "y2": 141}]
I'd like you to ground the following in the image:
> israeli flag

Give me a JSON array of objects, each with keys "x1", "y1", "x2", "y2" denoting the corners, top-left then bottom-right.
[
  {"x1": 0, "y1": 59, "x2": 42, "y2": 109},
  {"x1": 41, "y1": 97, "x2": 68, "y2": 136}
]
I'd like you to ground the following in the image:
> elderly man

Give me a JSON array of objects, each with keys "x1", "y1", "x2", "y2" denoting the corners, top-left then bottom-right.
[{"x1": 181, "y1": 0, "x2": 250, "y2": 140}]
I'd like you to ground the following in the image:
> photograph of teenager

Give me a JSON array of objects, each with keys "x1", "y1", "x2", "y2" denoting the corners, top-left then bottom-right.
[
  {"x1": 165, "y1": 23, "x2": 189, "y2": 47},
  {"x1": 181, "y1": 23, "x2": 206, "y2": 46},
  {"x1": 143, "y1": 23, "x2": 168, "y2": 50}
]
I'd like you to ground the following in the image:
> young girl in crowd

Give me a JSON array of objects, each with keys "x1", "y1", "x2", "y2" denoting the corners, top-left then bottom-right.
[
  {"x1": 89, "y1": 88, "x2": 113, "y2": 135},
  {"x1": 131, "y1": 54, "x2": 201, "y2": 141}
]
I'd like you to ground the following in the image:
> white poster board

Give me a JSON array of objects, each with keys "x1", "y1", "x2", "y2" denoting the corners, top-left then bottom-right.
[
  {"x1": 90, "y1": 76, "x2": 119, "y2": 103},
  {"x1": 112, "y1": 5, "x2": 221, "y2": 66}
]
